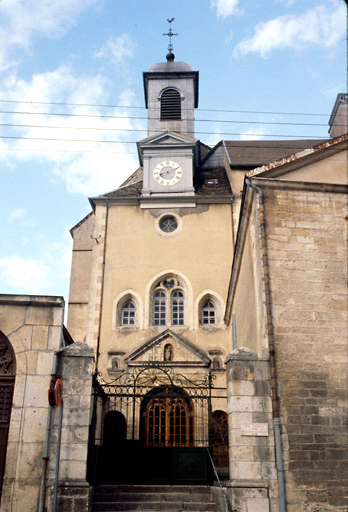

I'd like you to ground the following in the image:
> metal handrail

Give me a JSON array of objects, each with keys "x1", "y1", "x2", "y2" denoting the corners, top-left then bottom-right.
[{"x1": 206, "y1": 447, "x2": 235, "y2": 512}]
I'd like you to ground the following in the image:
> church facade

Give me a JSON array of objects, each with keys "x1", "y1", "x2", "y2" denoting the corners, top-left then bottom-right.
[{"x1": 0, "y1": 51, "x2": 347, "y2": 512}]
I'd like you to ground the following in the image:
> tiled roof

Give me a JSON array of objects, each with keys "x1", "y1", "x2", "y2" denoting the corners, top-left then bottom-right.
[{"x1": 224, "y1": 139, "x2": 327, "y2": 167}]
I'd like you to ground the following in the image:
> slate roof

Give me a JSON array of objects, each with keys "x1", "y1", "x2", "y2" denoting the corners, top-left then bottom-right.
[
  {"x1": 195, "y1": 167, "x2": 232, "y2": 195},
  {"x1": 98, "y1": 165, "x2": 232, "y2": 199},
  {"x1": 95, "y1": 138, "x2": 328, "y2": 199},
  {"x1": 224, "y1": 139, "x2": 327, "y2": 167}
]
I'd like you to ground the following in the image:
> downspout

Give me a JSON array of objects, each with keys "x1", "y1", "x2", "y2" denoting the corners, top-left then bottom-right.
[
  {"x1": 245, "y1": 178, "x2": 286, "y2": 512},
  {"x1": 95, "y1": 199, "x2": 110, "y2": 373}
]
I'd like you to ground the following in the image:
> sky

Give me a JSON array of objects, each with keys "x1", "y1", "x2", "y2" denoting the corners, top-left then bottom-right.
[{"x1": 0, "y1": 0, "x2": 346, "y2": 306}]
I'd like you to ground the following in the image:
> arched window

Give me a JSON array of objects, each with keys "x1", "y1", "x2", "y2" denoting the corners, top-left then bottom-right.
[
  {"x1": 152, "y1": 278, "x2": 185, "y2": 326},
  {"x1": 121, "y1": 299, "x2": 136, "y2": 326},
  {"x1": 201, "y1": 299, "x2": 217, "y2": 325},
  {"x1": 160, "y1": 88, "x2": 181, "y2": 120}
]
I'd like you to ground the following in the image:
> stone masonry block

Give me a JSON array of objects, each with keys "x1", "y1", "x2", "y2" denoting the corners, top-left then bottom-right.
[
  {"x1": 24, "y1": 375, "x2": 51, "y2": 407},
  {"x1": 231, "y1": 461, "x2": 262, "y2": 480},
  {"x1": 59, "y1": 459, "x2": 87, "y2": 481},
  {"x1": 229, "y1": 380, "x2": 255, "y2": 396},
  {"x1": 60, "y1": 442, "x2": 88, "y2": 463},
  {"x1": 246, "y1": 497, "x2": 269, "y2": 512},
  {"x1": 32, "y1": 325, "x2": 49, "y2": 350},
  {"x1": 36, "y1": 351, "x2": 54, "y2": 375},
  {"x1": 22, "y1": 407, "x2": 48, "y2": 442},
  {"x1": 47, "y1": 325, "x2": 63, "y2": 350},
  {"x1": 26, "y1": 305, "x2": 62, "y2": 327},
  {"x1": 230, "y1": 412, "x2": 253, "y2": 428},
  {"x1": 228, "y1": 396, "x2": 265, "y2": 412}
]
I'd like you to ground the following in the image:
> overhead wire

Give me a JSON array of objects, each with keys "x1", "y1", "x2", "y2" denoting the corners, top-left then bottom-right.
[
  {"x1": 0, "y1": 98, "x2": 338, "y2": 117},
  {"x1": 0, "y1": 110, "x2": 341, "y2": 127}
]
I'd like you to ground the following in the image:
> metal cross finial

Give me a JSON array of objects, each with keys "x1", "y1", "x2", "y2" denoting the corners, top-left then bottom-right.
[{"x1": 163, "y1": 18, "x2": 178, "y2": 52}]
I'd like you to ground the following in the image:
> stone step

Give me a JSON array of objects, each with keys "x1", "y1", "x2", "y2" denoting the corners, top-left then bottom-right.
[
  {"x1": 93, "y1": 492, "x2": 214, "y2": 502},
  {"x1": 94, "y1": 485, "x2": 213, "y2": 494},
  {"x1": 91, "y1": 484, "x2": 217, "y2": 512},
  {"x1": 92, "y1": 503, "x2": 216, "y2": 511}
]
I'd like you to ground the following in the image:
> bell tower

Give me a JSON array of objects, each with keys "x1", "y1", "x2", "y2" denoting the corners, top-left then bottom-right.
[
  {"x1": 143, "y1": 20, "x2": 199, "y2": 137},
  {"x1": 139, "y1": 21, "x2": 200, "y2": 199}
]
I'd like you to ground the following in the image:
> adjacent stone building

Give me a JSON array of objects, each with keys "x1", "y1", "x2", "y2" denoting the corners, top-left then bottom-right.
[{"x1": 0, "y1": 50, "x2": 347, "y2": 512}]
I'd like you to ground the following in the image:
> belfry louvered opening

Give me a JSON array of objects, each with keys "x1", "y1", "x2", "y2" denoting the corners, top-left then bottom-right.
[{"x1": 161, "y1": 88, "x2": 181, "y2": 120}]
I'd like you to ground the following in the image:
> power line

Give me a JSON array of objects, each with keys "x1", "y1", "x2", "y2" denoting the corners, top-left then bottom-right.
[
  {"x1": 0, "y1": 132, "x2": 328, "y2": 144},
  {"x1": 0, "y1": 147, "x2": 345, "y2": 164},
  {"x1": 0, "y1": 99, "x2": 338, "y2": 118},
  {"x1": 0, "y1": 147, "x2": 138, "y2": 155},
  {"x1": 0, "y1": 118, "x2": 333, "y2": 131},
  {"x1": 0, "y1": 110, "x2": 334, "y2": 127}
]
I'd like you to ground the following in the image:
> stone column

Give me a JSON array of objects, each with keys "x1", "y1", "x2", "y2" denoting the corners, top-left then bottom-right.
[
  {"x1": 225, "y1": 348, "x2": 279, "y2": 512},
  {"x1": 47, "y1": 342, "x2": 94, "y2": 512}
]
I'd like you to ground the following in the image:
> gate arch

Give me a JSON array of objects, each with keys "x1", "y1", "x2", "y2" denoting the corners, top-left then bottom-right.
[{"x1": 89, "y1": 363, "x2": 224, "y2": 485}]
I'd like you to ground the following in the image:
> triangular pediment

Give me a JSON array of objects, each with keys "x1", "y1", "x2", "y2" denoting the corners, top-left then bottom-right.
[
  {"x1": 138, "y1": 131, "x2": 199, "y2": 148},
  {"x1": 125, "y1": 329, "x2": 210, "y2": 367}
]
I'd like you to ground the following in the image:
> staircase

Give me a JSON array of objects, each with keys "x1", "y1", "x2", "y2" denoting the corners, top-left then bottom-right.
[{"x1": 91, "y1": 485, "x2": 218, "y2": 511}]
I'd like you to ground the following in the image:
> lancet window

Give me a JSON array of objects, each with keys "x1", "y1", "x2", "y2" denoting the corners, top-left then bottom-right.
[{"x1": 201, "y1": 299, "x2": 217, "y2": 325}]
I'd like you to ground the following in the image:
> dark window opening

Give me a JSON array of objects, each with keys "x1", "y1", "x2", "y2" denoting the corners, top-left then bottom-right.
[{"x1": 161, "y1": 89, "x2": 181, "y2": 120}]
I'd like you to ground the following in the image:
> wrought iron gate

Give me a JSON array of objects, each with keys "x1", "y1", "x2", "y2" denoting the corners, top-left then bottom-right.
[{"x1": 88, "y1": 362, "x2": 225, "y2": 485}]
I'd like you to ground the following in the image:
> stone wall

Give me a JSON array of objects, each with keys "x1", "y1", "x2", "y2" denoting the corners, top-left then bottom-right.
[
  {"x1": 264, "y1": 187, "x2": 348, "y2": 511},
  {"x1": 0, "y1": 296, "x2": 94, "y2": 512},
  {"x1": 46, "y1": 342, "x2": 94, "y2": 512},
  {"x1": 0, "y1": 295, "x2": 64, "y2": 512},
  {"x1": 225, "y1": 348, "x2": 279, "y2": 512}
]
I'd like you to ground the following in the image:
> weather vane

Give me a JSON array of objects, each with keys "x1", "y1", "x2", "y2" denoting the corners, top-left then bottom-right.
[{"x1": 163, "y1": 18, "x2": 178, "y2": 53}]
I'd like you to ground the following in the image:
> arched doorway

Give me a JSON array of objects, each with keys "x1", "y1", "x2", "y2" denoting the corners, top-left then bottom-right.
[
  {"x1": 140, "y1": 386, "x2": 194, "y2": 447},
  {"x1": 0, "y1": 332, "x2": 16, "y2": 502},
  {"x1": 103, "y1": 410, "x2": 126, "y2": 448},
  {"x1": 211, "y1": 410, "x2": 229, "y2": 478}
]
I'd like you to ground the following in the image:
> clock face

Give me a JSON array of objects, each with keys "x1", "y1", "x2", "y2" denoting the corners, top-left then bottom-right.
[{"x1": 153, "y1": 161, "x2": 183, "y2": 186}]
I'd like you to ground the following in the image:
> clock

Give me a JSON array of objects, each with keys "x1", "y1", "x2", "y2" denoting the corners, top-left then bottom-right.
[{"x1": 153, "y1": 160, "x2": 183, "y2": 186}]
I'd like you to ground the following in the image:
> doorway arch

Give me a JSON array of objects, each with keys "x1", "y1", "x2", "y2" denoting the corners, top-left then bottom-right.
[
  {"x1": 103, "y1": 411, "x2": 126, "y2": 449},
  {"x1": 0, "y1": 332, "x2": 16, "y2": 501},
  {"x1": 140, "y1": 386, "x2": 194, "y2": 447}
]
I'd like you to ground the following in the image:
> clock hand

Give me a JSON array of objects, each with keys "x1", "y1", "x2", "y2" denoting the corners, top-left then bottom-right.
[{"x1": 160, "y1": 169, "x2": 172, "y2": 177}]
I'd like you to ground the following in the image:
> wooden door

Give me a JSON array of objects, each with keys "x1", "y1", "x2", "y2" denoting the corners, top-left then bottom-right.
[{"x1": 143, "y1": 388, "x2": 194, "y2": 447}]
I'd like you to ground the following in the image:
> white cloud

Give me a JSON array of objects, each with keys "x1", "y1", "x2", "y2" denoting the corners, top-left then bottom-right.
[
  {"x1": 0, "y1": 0, "x2": 97, "y2": 72},
  {"x1": 8, "y1": 208, "x2": 26, "y2": 222},
  {"x1": 210, "y1": 0, "x2": 239, "y2": 18},
  {"x1": 234, "y1": 1, "x2": 346, "y2": 57},
  {"x1": 0, "y1": 65, "x2": 140, "y2": 195},
  {"x1": 53, "y1": 149, "x2": 138, "y2": 196},
  {"x1": 0, "y1": 256, "x2": 50, "y2": 293},
  {"x1": 240, "y1": 127, "x2": 267, "y2": 141},
  {"x1": 95, "y1": 34, "x2": 137, "y2": 64}
]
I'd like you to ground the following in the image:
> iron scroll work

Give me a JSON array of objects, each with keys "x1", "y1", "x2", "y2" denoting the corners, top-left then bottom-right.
[{"x1": 88, "y1": 361, "x2": 226, "y2": 485}]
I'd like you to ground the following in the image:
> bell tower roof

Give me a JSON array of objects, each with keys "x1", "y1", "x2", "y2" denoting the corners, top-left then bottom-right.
[{"x1": 148, "y1": 60, "x2": 193, "y2": 73}]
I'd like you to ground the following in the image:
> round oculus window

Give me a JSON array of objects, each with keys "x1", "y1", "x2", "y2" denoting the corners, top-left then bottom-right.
[{"x1": 159, "y1": 216, "x2": 178, "y2": 233}]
